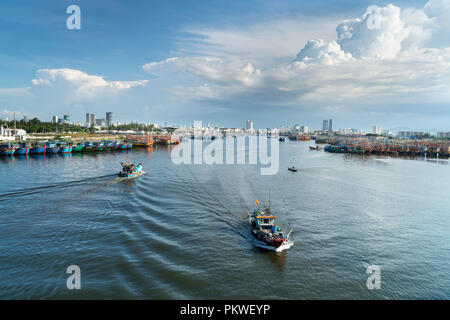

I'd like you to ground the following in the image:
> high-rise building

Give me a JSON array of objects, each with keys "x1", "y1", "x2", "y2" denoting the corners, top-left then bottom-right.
[
  {"x1": 246, "y1": 120, "x2": 254, "y2": 130},
  {"x1": 329, "y1": 119, "x2": 333, "y2": 131},
  {"x1": 322, "y1": 120, "x2": 329, "y2": 131},
  {"x1": 52, "y1": 116, "x2": 58, "y2": 124},
  {"x1": 64, "y1": 115, "x2": 70, "y2": 123},
  {"x1": 300, "y1": 126, "x2": 309, "y2": 133},
  {"x1": 106, "y1": 112, "x2": 113, "y2": 126},
  {"x1": 373, "y1": 125, "x2": 382, "y2": 135},
  {"x1": 86, "y1": 113, "x2": 95, "y2": 127},
  {"x1": 96, "y1": 118, "x2": 106, "y2": 127}
]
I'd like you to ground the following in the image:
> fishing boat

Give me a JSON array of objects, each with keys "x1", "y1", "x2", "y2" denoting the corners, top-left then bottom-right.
[
  {"x1": 309, "y1": 146, "x2": 322, "y2": 151},
  {"x1": 111, "y1": 141, "x2": 121, "y2": 151},
  {"x1": 117, "y1": 162, "x2": 145, "y2": 178},
  {"x1": 15, "y1": 143, "x2": 31, "y2": 155},
  {"x1": 288, "y1": 166, "x2": 297, "y2": 172},
  {"x1": 0, "y1": 142, "x2": 15, "y2": 156},
  {"x1": 102, "y1": 141, "x2": 115, "y2": 152},
  {"x1": 71, "y1": 143, "x2": 84, "y2": 152},
  {"x1": 95, "y1": 142, "x2": 106, "y2": 151},
  {"x1": 83, "y1": 142, "x2": 97, "y2": 152},
  {"x1": 29, "y1": 143, "x2": 46, "y2": 154},
  {"x1": 118, "y1": 142, "x2": 128, "y2": 150},
  {"x1": 58, "y1": 142, "x2": 72, "y2": 153},
  {"x1": 45, "y1": 141, "x2": 59, "y2": 154},
  {"x1": 249, "y1": 201, "x2": 291, "y2": 251}
]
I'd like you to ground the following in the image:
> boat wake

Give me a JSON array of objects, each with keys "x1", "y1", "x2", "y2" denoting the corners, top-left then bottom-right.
[{"x1": 0, "y1": 174, "x2": 116, "y2": 200}]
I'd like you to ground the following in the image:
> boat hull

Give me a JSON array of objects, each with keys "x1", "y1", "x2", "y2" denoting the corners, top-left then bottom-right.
[
  {"x1": 0, "y1": 148, "x2": 15, "y2": 156},
  {"x1": 58, "y1": 146, "x2": 72, "y2": 153},
  {"x1": 117, "y1": 171, "x2": 145, "y2": 178},
  {"x1": 46, "y1": 147, "x2": 59, "y2": 154},
  {"x1": 29, "y1": 146, "x2": 46, "y2": 154},
  {"x1": 15, "y1": 147, "x2": 30, "y2": 155},
  {"x1": 72, "y1": 144, "x2": 84, "y2": 152}
]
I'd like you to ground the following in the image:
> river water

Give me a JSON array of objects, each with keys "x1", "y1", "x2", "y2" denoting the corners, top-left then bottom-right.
[{"x1": 0, "y1": 140, "x2": 449, "y2": 299}]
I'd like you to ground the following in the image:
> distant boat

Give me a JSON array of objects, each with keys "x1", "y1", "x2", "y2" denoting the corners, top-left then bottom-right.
[
  {"x1": 71, "y1": 143, "x2": 84, "y2": 152},
  {"x1": 279, "y1": 137, "x2": 286, "y2": 142},
  {"x1": 83, "y1": 142, "x2": 97, "y2": 152},
  {"x1": 15, "y1": 143, "x2": 31, "y2": 155},
  {"x1": 45, "y1": 142, "x2": 59, "y2": 154},
  {"x1": 58, "y1": 142, "x2": 72, "y2": 153},
  {"x1": 29, "y1": 144, "x2": 46, "y2": 154},
  {"x1": 288, "y1": 166, "x2": 297, "y2": 172},
  {"x1": 0, "y1": 142, "x2": 15, "y2": 156}
]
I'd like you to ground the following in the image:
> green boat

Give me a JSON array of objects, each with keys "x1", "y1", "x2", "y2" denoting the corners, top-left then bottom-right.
[{"x1": 72, "y1": 143, "x2": 84, "y2": 152}]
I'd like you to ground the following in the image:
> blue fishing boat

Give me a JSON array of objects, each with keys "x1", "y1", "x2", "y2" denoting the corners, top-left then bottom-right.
[
  {"x1": 0, "y1": 142, "x2": 15, "y2": 156},
  {"x1": 15, "y1": 143, "x2": 31, "y2": 155},
  {"x1": 117, "y1": 162, "x2": 145, "y2": 178},
  {"x1": 118, "y1": 143, "x2": 128, "y2": 150},
  {"x1": 45, "y1": 141, "x2": 60, "y2": 154},
  {"x1": 57, "y1": 142, "x2": 72, "y2": 153},
  {"x1": 29, "y1": 143, "x2": 46, "y2": 154}
]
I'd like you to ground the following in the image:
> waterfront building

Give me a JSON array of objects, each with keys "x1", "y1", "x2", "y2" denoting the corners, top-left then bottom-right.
[
  {"x1": 323, "y1": 120, "x2": 329, "y2": 131},
  {"x1": 246, "y1": 120, "x2": 254, "y2": 131},
  {"x1": 373, "y1": 125, "x2": 382, "y2": 135},
  {"x1": 64, "y1": 115, "x2": 70, "y2": 123},
  {"x1": 52, "y1": 115, "x2": 58, "y2": 123},
  {"x1": 86, "y1": 113, "x2": 95, "y2": 127},
  {"x1": 329, "y1": 119, "x2": 333, "y2": 131},
  {"x1": 106, "y1": 112, "x2": 113, "y2": 126},
  {"x1": 95, "y1": 118, "x2": 106, "y2": 127}
]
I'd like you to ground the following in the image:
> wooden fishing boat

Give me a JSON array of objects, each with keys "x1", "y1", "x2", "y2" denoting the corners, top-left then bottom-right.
[
  {"x1": 58, "y1": 142, "x2": 72, "y2": 153},
  {"x1": 45, "y1": 142, "x2": 59, "y2": 154},
  {"x1": 29, "y1": 144, "x2": 46, "y2": 154},
  {"x1": 117, "y1": 162, "x2": 145, "y2": 178},
  {"x1": 71, "y1": 143, "x2": 84, "y2": 152},
  {"x1": 0, "y1": 143, "x2": 15, "y2": 156},
  {"x1": 15, "y1": 143, "x2": 31, "y2": 155},
  {"x1": 249, "y1": 202, "x2": 291, "y2": 250}
]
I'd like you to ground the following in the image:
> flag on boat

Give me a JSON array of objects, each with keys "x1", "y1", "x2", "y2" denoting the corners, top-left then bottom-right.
[{"x1": 254, "y1": 199, "x2": 259, "y2": 206}]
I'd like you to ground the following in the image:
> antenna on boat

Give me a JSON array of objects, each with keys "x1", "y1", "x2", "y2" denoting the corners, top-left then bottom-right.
[{"x1": 268, "y1": 189, "x2": 271, "y2": 209}]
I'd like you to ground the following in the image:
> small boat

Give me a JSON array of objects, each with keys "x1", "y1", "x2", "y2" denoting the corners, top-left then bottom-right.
[
  {"x1": 83, "y1": 142, "x2": 97, "y2": 152},
  {"x1": 95, "y1": 142, "x2": 105, "y2": 151},
  {"x1": 111, "y1": 141, "x2": 121, "y2": 151},
  {"x1": 58, "y1": 142, "x2": 72, "y2": 153},
  {"x1": 15, "y1": 143, "x2": 31, "y2": 155},
  {"x1": 71, "y1": 143, "x2": 85, "y2": 152},
  {"x1": 0, "y1": 143, "x2": 15, "y2": 156},
  {"x1": 309, "y1": 146, "x2": 322, "y2": 151},
  {"x1": 279, "y1": 137, "x2": 286, "y2": 142},
  {"x1": 117, "y1": 162, "x2": 145, "y2": 178},
  {"x1": 29, "y1": 144, "x2": 46, "y2": 154},
  {"x1": 102, "y1": 141, "x2": 115, "y2": 152},
  {"x1": 249, "y1": 202, "x2": 291, "y2": 251},
  {"x1": 288, "y1": 166, "x2": 297, "y2": 172},
  {"x1": 45, "y1": 141, "x2": 59, "y2": 154}
]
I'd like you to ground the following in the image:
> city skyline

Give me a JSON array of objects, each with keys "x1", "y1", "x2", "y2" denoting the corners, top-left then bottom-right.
[{"x1": 1, "y1": 0, "x2": 450, "y2": 131}]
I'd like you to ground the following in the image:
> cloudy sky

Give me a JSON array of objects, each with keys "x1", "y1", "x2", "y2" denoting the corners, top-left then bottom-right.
[{"x1": 0, "y1": 0, "x2": 449, "y2": 131}]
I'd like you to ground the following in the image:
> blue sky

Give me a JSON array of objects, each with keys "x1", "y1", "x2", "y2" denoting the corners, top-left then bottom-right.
[{"x1": 1, "y1": 0, "x2": 449, "y2": 132}]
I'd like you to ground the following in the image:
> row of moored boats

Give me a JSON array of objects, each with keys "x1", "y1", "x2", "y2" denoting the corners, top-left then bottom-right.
[{"x1": 0, "y1": 140, "x2": 133, "y2": 156}]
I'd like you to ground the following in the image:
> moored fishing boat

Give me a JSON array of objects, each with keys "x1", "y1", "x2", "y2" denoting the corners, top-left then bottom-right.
[
  {"x1": 249, "y1": 200, "x2": 292, "y2": 251},
  {"x1": 83, "y1": 142, "x2": 97, "y2": 152},
  {"x1": 102, "y1": 141, "x2": 115, "y2": 151},
  {"x1": 118, "y1": 142, "x2": 128, "y2": 150},
  {"x1": 111, "y1": 141, "x2": 121, "y2": 150},
  {"x1": 57, "y1": 141, "x2": 72, "y2": 153},
  {"x1": 45, "y1": 141, "x2": 59, "y2": 154},
  {"x1": 15, "y1": 143, "x2": 31, "y2": 155},
  {"x1": 0, "y1": 142, "x2": 15, "y2": 156},
  {"x1": 71, "y1": 143, "x2": 84, "y2": 152},
  {"x1": 95, "y1": 142, "x2": 106, "y2": 151},
  {"x1": 29, "y1": 143, "x2": 46, "y2": 154}
]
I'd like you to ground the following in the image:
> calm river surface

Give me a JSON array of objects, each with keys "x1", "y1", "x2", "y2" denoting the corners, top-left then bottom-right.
[{"x1": 0, "y1": 140, "x2": 449, "y2": 299}]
